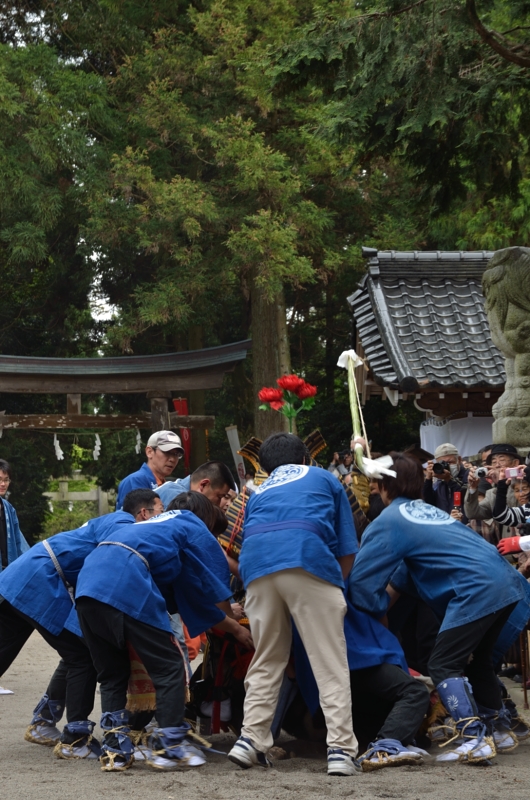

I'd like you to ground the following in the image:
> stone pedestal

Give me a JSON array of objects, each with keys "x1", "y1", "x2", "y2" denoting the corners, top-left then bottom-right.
[{"x1": 493, "y1": 418, "x2": 530, "y2": 448}]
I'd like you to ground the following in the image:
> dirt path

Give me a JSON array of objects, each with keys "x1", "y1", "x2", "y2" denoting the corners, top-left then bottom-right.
[{"x1": 1, "y1": 633, "x2": 529, "y2": 800}]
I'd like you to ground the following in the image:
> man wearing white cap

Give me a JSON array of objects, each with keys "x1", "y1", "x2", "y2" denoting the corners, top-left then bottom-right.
[
  {"x1": 423, "y1": 443, "x2": 469, "y2": 519},
  {"x1": 116, "y1": 431, "x2": 184, "y2": 510}
]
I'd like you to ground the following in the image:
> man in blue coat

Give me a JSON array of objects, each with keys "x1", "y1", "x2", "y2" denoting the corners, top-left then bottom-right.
[
  {"x1": 350, "y1": 452, "x2": 527, "y2": 764},
  {"x1": 24, "y1": 490, "x2": 163, "y2": 751},
  {"x1": 0, "y1": 505, "x2": 139, "y2": 758},
  {"x1": 74, "y1": 508, "x2": 252, "y2": 772},
  {"x1": 156, "y1": 460, "x2": 235, "y2": 511},
  {"x1": 0, "y1": 458, "x2": 29, "y2": 696},
  {"x1": 227, "y1": 433, "x2": 359, "y2": 777},
  {"x1": 0, "y1": 459, "x2": 29, "y2": 573},
  {"x1": 116, "y1": 430, "x2": 184, "y2": 510}
]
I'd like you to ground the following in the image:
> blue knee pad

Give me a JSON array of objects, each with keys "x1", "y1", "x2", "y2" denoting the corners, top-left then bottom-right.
[
  {"x1": 100, "y1": 710, "x2": 134, "y2": 757},
  {"x1": 31, "y1": 693, "x2": 64, "y2": 725},
  {"x1": 436, "y1": 677, "x2": 484, "y2": 738}
]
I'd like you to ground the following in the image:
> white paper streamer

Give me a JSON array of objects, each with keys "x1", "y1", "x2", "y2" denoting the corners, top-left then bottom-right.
[
  {"x1": 93, "y1": 434, "x2": 101, "y2": 461},
  {"x1": 360, "y1": 455, "x2": 397, "y2": 479},
  {"x1": 337, "y1": 349, "x2": 364, "y2": 369},
  {"x1": 135, "y1": 429, "x2": 142, "y2": 455},
  {"x1": 53, "y1": 434, "x2": 64, "y2": 461}
]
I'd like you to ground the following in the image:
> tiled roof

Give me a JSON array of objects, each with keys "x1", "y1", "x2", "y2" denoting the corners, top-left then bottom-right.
[{"x1": 348, "y1": 249, "x2": 506, "y2": 391}]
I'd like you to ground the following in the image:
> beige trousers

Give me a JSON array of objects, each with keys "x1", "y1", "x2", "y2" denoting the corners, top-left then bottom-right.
[{"x1": 241, "y1": 568, "x2": 357, "y2": 756}]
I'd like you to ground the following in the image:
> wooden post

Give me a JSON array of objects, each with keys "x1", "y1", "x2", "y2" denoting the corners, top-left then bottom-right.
[
  {"x1": 188, "y1": 326, "x2": 206, "y2": 467},
  {"x1": 97, "y1": 486, "x2": 109, "y2": 516},
  {"x1": 521, "y1": 631, "x2": 529, "y2": 710},
  {"x1": 58, "y1": 479, "x2": 68, "y2": 502},
  {"x1": 67, "y1": 394, "x2": 82, "y2": 415},
  {"x1": 147, "y1": 392, "x2": 171, "y2": 433}
]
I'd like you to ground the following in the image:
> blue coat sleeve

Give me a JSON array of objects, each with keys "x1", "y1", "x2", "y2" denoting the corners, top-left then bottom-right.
[
  {"x1": 172, "y1": 530, "x2": 232, "y2": 637},
  {"x1": 174, "y1": 581, "x2": 226, "y2": 638},
  {"x1": 116, "y1": 476, "x2": 134, "y2": 511},
  {"x1": 116, "y1": 465, "x2": 156, "y2": 510},
  {"x1": 157, "y1": 477, "x2": 191, "y2": 510},
  {"x1": 389, "y1": 561, "x2": 418, "y2": 597},
  {"x1": 334, "y1": 482, "x2": 359, "y2": 557},
  {"x1": 348, "y1": 507, "x2": 407, "y2": 618}
]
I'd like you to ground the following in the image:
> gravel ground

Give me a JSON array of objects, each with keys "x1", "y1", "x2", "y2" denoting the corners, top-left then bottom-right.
[{"x1": 1, "y1": 632, "x2": 530, "y2": 800}]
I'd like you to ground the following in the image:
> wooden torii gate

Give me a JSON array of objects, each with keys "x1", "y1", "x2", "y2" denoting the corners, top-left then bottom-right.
[{"x1": 0, "y1": 340, "x2": 252, "y2": 434}]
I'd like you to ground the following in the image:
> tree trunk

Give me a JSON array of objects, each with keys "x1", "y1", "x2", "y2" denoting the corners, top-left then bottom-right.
[
  {"x1": 188, "y1": 325, "x2": 207, "y2": 467},
  {"x1": 324, "y1": 283, "x2": 336, "y2": 402},
  {"x1": 251, "y1": 274, "x2": 291, "y2": 439}
]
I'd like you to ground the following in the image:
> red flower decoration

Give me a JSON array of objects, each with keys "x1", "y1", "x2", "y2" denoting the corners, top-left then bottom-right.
[
  {"x1": 277, "y1": 374, "x2": 305, "y2": 392},
  {"x1": 258, "y1": 374, "x2": 317, "y2": 431},
  {"x1": 258, "y1": 387, "x2": 284, "y2": 403},
  {"x1": 296, "y1": 382, "x2": 317, "y2": 399}
]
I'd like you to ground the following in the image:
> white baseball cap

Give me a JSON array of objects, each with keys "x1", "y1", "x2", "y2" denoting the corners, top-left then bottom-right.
[
  {"x1": 434, "y1": 443, "x2": 459, "y2": 459},
  {"x1": 147, "y1": 430, "x2": 184, "y2": 455}
]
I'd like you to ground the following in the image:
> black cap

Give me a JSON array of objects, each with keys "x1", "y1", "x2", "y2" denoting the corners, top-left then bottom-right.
[{"x1": 486, "y1": 444, "x2": 520, "y2": 464}]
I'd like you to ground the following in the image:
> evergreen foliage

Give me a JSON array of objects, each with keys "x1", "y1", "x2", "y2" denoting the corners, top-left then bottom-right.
[
  {"x1": 0, "y1": 0, "x2": 514, "y2": 535},
  {"x1": 272, "y1": 0, "x2": 530, "y2": 249}
]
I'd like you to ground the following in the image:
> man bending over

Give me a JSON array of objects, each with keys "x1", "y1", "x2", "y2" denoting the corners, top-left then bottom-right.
[{"x1": 228, "y1": 432, "x2": 359, "y2": 777}]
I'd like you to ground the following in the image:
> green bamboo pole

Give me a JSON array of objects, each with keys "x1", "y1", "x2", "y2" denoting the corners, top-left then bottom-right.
[{"x1": 348, "y1": 358, "x2": 364, "y2": 471}]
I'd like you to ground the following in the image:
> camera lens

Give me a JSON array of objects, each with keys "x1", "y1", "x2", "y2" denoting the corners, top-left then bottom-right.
[{"x1": 476, "y1": 467, "x2": 488, "y2": 478}]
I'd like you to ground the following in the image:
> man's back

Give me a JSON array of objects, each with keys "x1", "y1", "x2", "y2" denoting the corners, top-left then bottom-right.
[{"x1": 239, "y1": 464, "x2": 357, "y2": 590}]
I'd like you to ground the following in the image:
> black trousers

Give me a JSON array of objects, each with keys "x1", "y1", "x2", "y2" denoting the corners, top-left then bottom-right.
[
  {"x1": 351, "y1": 663, "x2": 430, "y2": 747},
  {"x1": 76, "y1": 597, "x2": 185, "y2": 729},
  {"x1": 0, "y1": 599, "x2": 96, "y2": 721},
  {"x1": 428, "y1": 603, "x2": 516, "y2": 710},
  {"x1": 388, "y1": 596, "x2": 440, "y2": 675},
  {"x1": 46, "y1": 660, "x2": 68, "y2": 708}
]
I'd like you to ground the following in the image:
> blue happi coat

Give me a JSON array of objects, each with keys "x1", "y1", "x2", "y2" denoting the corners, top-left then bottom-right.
[
  {"x1": 0, "y1": 497, "x2": 29, "y2": 571},
  {"x1": 350, "y1": 498, "x2": 525, "y2": 632},
  {"x1": 0, "y1": 511, "x2": 134, "y2": 635},
  {"x1": 116, "y1": 462, "x2": 159, "y2": 510},
  {"x1": 75, "y1": 510, "x2": 231, "y2": 636},
  {"x1": 492, "y1": 571, "x2": 530, "y2": 664},
  {"x1": 240, "y1": 464, "x2": 358, "y2": 590},
  {"x1": 157, "y1": 476, "x2": 191, "y2": 510}
]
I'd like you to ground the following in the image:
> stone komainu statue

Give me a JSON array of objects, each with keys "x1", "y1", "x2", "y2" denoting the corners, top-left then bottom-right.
[{"x1": 482, "y1": 246, "x2": 530, "y2": 443}]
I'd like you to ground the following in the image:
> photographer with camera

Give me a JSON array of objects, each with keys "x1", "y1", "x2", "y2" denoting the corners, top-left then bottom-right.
[
  {"x1": 423, "y1": 443, "x2": 469, "y2": 522},
  {"x1": 492, "y1": 466, "x2": 530, "y2": 558},
  {"x1": 465, "y1": 444, "x2": 520, "y2": 544},
  {"x1": 328, "y1": 449, "x2": 354, "y2": 478}
]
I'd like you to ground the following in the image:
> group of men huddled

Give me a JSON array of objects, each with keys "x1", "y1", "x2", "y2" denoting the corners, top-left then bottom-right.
[{"x1": 0, "y1": 429, "x2": 529, "y2": 775}]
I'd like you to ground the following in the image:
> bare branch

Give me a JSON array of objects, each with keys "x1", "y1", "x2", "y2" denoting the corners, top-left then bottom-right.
[
  {"x1": 466, "y1": 0, "x2": 530, "y2": 68},
  {"x1": 502, "y1": 26, "x2": 530, "y2": 36}
]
